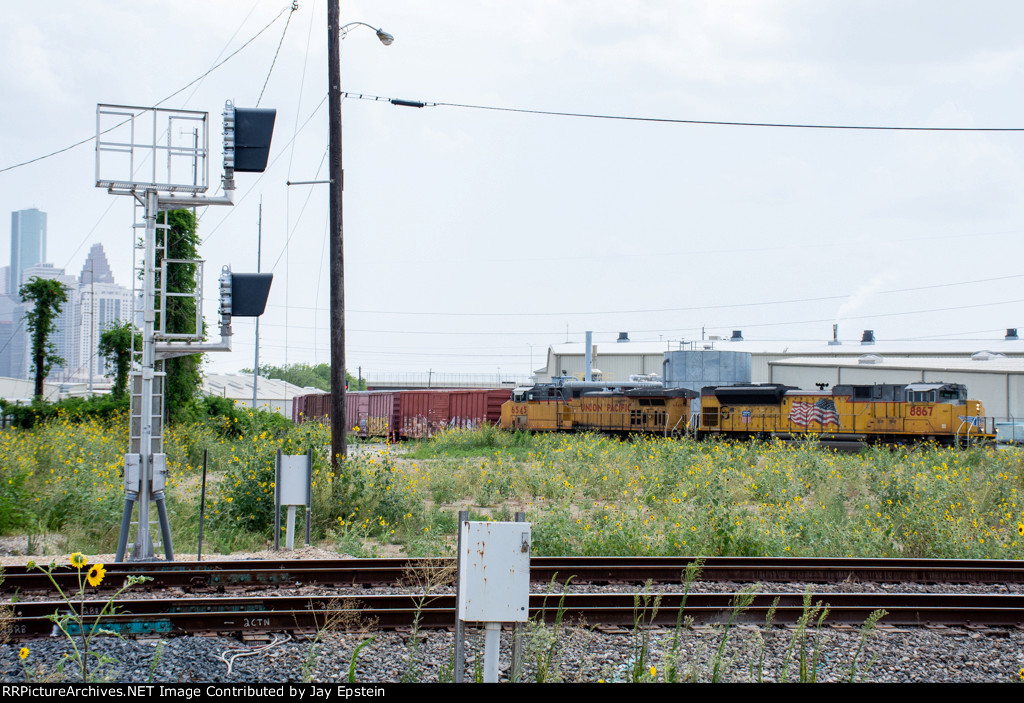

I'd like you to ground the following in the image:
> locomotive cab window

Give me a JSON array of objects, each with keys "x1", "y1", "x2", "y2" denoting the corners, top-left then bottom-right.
[
  {"x1": 908, "y1": 390, "x2": 936, "y2": 403},
  {"x1": 939, "y1": 387, "x2": 966, "y2": 402}
]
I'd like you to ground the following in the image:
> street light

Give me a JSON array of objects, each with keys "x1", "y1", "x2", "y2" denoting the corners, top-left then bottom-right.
[
  {"x1": 339, "y1": 21, "x2": 394, "y2": 45},
  {"x1": 328, "y1": 3, "x2": 393, "y2": 468}
]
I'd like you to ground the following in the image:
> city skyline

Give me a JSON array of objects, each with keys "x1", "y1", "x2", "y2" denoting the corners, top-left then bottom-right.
[{"x1": 0, "y1": 209, "x2": 131, "y2": 385}]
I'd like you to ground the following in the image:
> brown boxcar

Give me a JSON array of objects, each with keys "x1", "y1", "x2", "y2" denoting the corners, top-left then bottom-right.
[
  {"x1": 346, "y1": 392, "x2": 371, "y2": 437},
  {"x1": 398, "y1": 390, "x2": 451, "y2": 438},
  {"x1": 293, "y1": 392, "x2": 330, "y2": 423},
  {"x1": 448, "y1": 389, "x2": 512, "y2": 429},
  {"x1": 368, "y1": 391, "x2": 400, "y2": 438},
  {"x1": 294, "y1": 388, "x2": 512, "y2": 440}
]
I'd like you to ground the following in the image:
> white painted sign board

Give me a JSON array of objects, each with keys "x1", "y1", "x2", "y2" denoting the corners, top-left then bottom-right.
[
  {"x1": 278, "y1": 454, "x2": 310, "y2": 506},
  {"x1": 458, "y1": 521, "x2": 531, "y2": 623}
]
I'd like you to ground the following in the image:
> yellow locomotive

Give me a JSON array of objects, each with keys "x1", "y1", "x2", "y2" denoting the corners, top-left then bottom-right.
[
  {"x1": 500, "y1": 381, "x2": 992, "y2": 446},
  {"x1": 699, "y1": 382, "x2": 992, "y2": 446},
  {"x1": 501, "y1": 383, "x2": 697, "y2": 435}
]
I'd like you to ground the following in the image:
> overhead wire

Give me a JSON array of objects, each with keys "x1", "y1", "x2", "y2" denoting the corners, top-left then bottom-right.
[
  {"x1": 342, "y1": 92, "x2": 1024, "y2": 133},
  {"x1": 257, "y1": 2, "x2": 300, "y2": 107}
]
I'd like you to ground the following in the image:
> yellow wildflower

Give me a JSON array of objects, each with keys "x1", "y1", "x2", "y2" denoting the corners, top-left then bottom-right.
[
  {"x1": 69, "y1": 553, "x2": 87, "y2": 569},
  {"x1": 87, "y1": 563, "x2": 106, "y2": 587},
  {"x1": 19, "y1": 647, "x2": 28, "y2": 660}
]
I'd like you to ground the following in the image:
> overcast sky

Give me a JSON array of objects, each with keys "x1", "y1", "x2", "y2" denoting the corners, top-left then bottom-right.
[{"x1": 3, "y1": 1, "x2": 1024, "y2": 382}]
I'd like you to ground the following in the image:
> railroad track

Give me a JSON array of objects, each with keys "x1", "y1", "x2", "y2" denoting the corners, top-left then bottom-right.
[
  {"x1": 5, "y1": 556, "x2": 1024, "y2": 640},
  {"x1": 10, "y1": 591, "x2": 1024, "y2": 640},
  {"x1": 4, "y1": 556, "x2": 1023, "y2": 593}
]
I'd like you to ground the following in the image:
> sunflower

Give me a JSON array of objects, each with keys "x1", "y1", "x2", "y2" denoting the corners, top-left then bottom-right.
[
  {"x1": 1018, "y1": 522, "x2": 1024, "y2": 538},
  {"x1": 86, "y1": 563, "x2": 106, "y2": 588},
  {"x1": 19, "y1": 647, "x2": 28, "y2": 660},
  {"x1": 69, "y1": 553, "x2": 88, "y2": 569}
]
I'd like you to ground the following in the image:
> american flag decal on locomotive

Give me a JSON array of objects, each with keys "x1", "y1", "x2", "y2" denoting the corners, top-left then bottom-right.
[{"x1": 789, "y1": 399, "x2": 840, "y2": 428}]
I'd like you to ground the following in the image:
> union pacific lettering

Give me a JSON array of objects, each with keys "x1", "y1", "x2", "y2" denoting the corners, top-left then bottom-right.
[{"x1": 580, "y1": 401, "x2": 631, "y2": 413}]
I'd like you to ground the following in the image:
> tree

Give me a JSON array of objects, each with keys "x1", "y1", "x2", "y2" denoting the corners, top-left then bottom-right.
[
  {"x1": 19, "y1": 276, "x2": 69, "y2": 399},
  {"x1": 98, "y1": 321, "x2": 141, "y2": 400},
  {"x1": 156, "y1": 209, "x2": 203, "y2": 422},
  {"x1": 240, "y1": 362, "x2": 366, "y2": 391}
]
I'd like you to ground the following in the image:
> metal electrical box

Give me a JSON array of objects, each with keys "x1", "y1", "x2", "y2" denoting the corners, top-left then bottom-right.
[
  {"x1": 124, "y1": 454, "x2": 141, "y2": 493},
  {"x1": 458, "y1": 521, "x2": 531, "y2": 622},
  {"x1": 278, "y1": 454, "x2": 312, "y2": 506}
]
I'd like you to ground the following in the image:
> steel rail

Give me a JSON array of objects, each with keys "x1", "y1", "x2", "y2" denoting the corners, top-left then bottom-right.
[
  {"x1": 5, "y1": 556, "x2": 1023, "y2": 593},
  {"x1": 10, "y1": 591, "x2": 1024, "y2": 640}
]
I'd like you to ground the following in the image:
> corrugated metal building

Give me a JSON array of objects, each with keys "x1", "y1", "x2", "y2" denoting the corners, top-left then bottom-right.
[
  {"x1": 203, "y1": 373, "x2": 313, "y2": 416},
  {"x1": 541, "y1": 330, "x2": 1024, "y2": 385}
]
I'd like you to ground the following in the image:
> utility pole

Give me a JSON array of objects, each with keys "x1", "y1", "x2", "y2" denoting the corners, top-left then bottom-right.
[{"x1": 328, "y1": 0, "x2": 348, "y2": 468}]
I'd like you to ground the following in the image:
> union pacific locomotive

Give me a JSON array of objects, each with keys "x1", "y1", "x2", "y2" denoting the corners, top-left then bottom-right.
[{"x1": 499, "y1": 381, "x2": 993, "y2": 446}]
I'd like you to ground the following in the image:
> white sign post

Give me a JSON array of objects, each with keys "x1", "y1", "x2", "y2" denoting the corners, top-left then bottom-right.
[
  {"x1": 274, "y1": 449, "x2": 313, "y2": 550},
  {"x1": 457, "y1": 521, "x2": 531, "y2": 682}
]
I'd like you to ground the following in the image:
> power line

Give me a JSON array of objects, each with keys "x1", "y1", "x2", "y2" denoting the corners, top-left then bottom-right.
[
  {"x1": 257, "y1": 2, "x2": 300, "y2": 107},
  {"x1": 344, "y1": 92, "x2": 1024, "y2": 133}
]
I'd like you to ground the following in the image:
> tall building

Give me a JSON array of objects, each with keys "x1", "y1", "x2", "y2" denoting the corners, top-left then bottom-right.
[
  {"x1": 78, "y1": 244, "x2": 132, "y2": 379},
  {"x1": 20, "y1": 263, "x2": 80, "y2": 381},
  {"x1": 0, "y1": 294, "x2": 27, "y2": 379},
  {"x1": 10, "y1": 209, "x2": 46, "y2": 296}
]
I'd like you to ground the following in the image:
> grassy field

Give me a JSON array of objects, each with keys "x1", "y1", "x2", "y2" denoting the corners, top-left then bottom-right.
[{"x1": 0, "y1": 413, "x2": 1021, "y2": 559}]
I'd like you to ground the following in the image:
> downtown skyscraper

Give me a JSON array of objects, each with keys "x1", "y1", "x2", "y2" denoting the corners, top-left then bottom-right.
[{"x1": 10, "y1": 208, "x2": 46, "y2": 296}]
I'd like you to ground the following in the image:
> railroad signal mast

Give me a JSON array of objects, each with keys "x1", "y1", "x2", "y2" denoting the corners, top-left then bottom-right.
[{"x1": 96, "y1": 102, "x2": 275, "y2": 561}]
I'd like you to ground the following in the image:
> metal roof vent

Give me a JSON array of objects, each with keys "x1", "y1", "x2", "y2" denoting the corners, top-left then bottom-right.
[
  {"x1": 858, "y1": 354, "x2": 883, "y2": 365},
  {"x1": 828, "y1": 323, "x2": 841, "y2": 345},
  {"x1": 617, "y1": 332, "x2": 630, "y2": 343},
  {"x1": 1007, "y1": 328, "x2": 1019, "y2": 341},
  {"x1": 730, "y1": 330, "x2": 744, "y2": 342},
  {"x1": 861, "y1": 330, "x2": 875, "y2": 345}
]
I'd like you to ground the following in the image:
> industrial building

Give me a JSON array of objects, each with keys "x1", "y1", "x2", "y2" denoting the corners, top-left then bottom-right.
[{"x1": 203, "y1": 373, "x2": 311, "y2": 416}]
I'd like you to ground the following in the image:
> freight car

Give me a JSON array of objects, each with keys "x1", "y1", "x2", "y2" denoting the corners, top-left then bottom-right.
[
  {"x1": 292, "y1": 388, "x2": 512, "y2": 440},
  {"x1": 499, "y1": 381, "x2": 993, "y2": 446}
]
